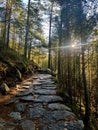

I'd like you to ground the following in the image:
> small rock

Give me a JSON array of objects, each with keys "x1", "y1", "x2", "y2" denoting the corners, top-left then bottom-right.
[
  {"x1": 21, "y1": 120, "x2": 35, "y2": 130},
  {"x1": 9, "y1": 112, "x2": 21, "y2": 121},
  {"x1": 14, "y1": 103, "x2": 27, "y2": 112},
  {"x1": 0, "y1": 118, "x2": 6, "y2": 127},
  {"x1": 0, "y1": 83, "x2": 10, "y2": 95}
]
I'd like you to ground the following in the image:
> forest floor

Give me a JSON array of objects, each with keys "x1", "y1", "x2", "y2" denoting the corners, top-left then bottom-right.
[
  {"x1": 0, "y1": 75, "x2": 34, "y2": 123},
  {"x1": 0, "y1": 73, "x2": 84, "y2": 130}
]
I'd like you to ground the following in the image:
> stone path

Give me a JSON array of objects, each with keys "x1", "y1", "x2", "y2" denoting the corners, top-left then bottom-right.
[{"x1": 0, "y1": 73, "x2": 84, "y2": 130}]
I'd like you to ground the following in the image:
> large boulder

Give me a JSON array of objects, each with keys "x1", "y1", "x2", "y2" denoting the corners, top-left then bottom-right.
[{"x1": 0, "y1": 83, "x2": 10, "y2": 95}]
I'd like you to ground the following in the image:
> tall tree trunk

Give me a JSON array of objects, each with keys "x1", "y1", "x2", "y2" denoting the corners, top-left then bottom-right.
[
  {"x1": 12, "y1": 25, "x2": 16, "y2": 49},
  {"x1": 67, "y1": 52, "x2": 72, "y2": 104},
  {"x1": 6, "y1": 0, "x2": 12, "y2": 48},
  {"x1": 78, "y1": 0, "x2": 90, "y2": 127},
  {"x1": 48, "y1": 2, "x2": 53, "y2": 69},
  {"x1": 58, "y1": 12, "x2": 62, "y2": 80},
  {"x1": 24, "y1": 0, "x2": 31, "y2": 58},
  {"x1": 78, "y1": 52, "x2": 82, "y2": 114},
  {"x1": 28, "y1": 40, "x2": 32, "y2": 60},
  {"x1": 18, "y1": 34, "x2": 21, "y2": 53},
  {"x1": 81, "y1": 46, "x2": 90, "y2": 129},
  {"x1": 3, "y1": 0, "x2": 8, "y2": 47}
]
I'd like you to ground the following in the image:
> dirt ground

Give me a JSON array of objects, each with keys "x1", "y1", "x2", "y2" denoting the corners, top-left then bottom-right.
[{"x1": 0, "y1": 75, "x2": 34, "y2": 123}]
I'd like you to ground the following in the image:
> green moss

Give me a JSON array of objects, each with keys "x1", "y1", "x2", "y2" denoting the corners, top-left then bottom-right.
[{"x1": 0, "y1": 46, "x2": 36, "y2": 87}]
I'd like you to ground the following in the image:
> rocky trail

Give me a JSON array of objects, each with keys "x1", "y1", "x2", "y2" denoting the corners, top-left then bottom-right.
[{"x1": 0, "y1": 73, "x2": 84, "y2": 130}]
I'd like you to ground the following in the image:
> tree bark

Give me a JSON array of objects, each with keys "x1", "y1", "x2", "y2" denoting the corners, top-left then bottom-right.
[
  {"x1": 3, "y1": 0, "x2": 8, "y2": 47},
  {"x1": 81, "y1": 46, "x2": 90, "y2": 129},
  {"x1": 58, "y1": 13, "x2": 62, "y2": 80},
  {"x1": 48, "y1": 2, "x2": 54, "y2": 69},
  {"x1": 6, "y1": 0, "x2": 12, "y2": 48},
  {"x1": 24, "y1": 0, "x2": 31, "y2": 58},
  {"x1": 28, "y1": 40, "x2": 32, "y2": 60}
]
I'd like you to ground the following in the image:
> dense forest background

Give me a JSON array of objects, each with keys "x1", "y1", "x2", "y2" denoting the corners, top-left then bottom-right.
[{"x1": 0, "y1": 0, "x2": 98, "y2": 129}]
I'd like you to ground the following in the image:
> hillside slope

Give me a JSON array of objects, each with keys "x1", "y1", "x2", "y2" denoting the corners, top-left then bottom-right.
[{"x1": 0, "y1": 46, "x2": 38, "y2": 92}]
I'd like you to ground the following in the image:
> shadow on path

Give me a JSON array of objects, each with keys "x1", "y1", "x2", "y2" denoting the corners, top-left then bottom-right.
[{"x1": 0, "y1": 73, "x2": 84, "y2": 130}]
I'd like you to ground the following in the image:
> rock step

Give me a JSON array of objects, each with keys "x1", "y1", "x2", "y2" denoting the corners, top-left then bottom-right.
[{"x1": 0, "y1": 73, "x2": 84, "y2": 130}]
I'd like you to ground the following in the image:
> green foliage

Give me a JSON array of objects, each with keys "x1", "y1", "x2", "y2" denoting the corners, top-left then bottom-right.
[
  {"x1": 0, "y1": 42, "x2": 36, "y2": 87},
  {"x1": 52, "y1": 76, "x2": 58, "y2": 83}
]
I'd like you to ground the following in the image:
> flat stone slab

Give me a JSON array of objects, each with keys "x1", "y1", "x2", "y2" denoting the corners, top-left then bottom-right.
[
  {"x1": 34, "y1": 89, "x2": 56, "y2": 95},
  {"x1": 20, "y1": 95, "x2": 34, "y2": 101},
  {"x1": 33, "y1": 86, "x2": 41, "y2": 90},
  {"x1": 33, "y1": 103, "x2": 43, "y2": 108},
  {"x1": 32, "y1": 82, "x2": 42, "y2": 86},
  {"x1": 39, "y1": 121, "x2": 66, "y2": 130},
  {"x1": 38, "y1": 75, "x2": 52, "y2": 79},
  {"x1": 16, "y1": 89, "x2": 33, "y2": 97},
  {"x1": 33, "y1": 99, "x2": 43, "y2": 103},
  {"x1": 16, "y1": 90, "x2": 33, "y2": 97},
  {"x1": 42, "y1": 85, "x2": 56, "y2": 87},
  {"x1": 39, "y1": 110, "x2": 76, "y2": 125},
  {"x1": 40, "y1": 120, "x2": 84, "y2": 130},
  {"x1": 48, "y1": 103, "x2": 71, "y2": 111},
  {"x1": 1, "y1": 73, "x2": 84, "y2": 130},
  {"x1": 14, "y1": 103, "x2": 27, "y2": 112},
  {"x1": 65, "y1": 120, "x2": 84, "y2": 130},
  {"x1": 21, "y1": 120, "x2": 35, "y2": 130},
  {"x1": 38, "y1": 79, "x2": 48, "y2": 82},
  {"x1": 38, "y1": 95, "x2": 63, "y2": 103},
  {"x1": 42, "y1": 86, "x2": 56, "y2": 90},
  {"x1": 39, "y1": 111, "x2": 55, "y2": 124},
  {"x1": 41, "y1": 81, "x2": 55, "y2": 85},
  {"x1": 52, "y1": 110, "x2": 75, "y2": 120},
  {"x1": 27, "y1": 107, "x2": 45, "y2": 119},
  {"x1": 39, "y1": 110, "x2": 75, "y2": 124},
  {"x1": 20, "y1": 95, "x2": 43, "y2": 103}
]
